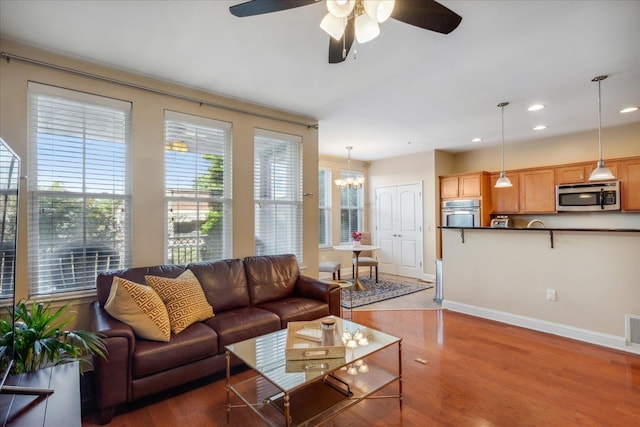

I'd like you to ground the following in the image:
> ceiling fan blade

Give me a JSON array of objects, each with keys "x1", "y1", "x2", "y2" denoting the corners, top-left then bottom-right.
[
  {"x1": 329, "y1": 19, "x2": 355, "y2": 64},
  {"x1": 391, "y1": 0, "x2": 462, "y2": 34},
  {"x1": 230, "y1": 0, "x2": 318, "y2": 17}
]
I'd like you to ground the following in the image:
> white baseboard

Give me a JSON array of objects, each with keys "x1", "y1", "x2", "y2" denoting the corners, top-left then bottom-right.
[
  {"x1": 443, "y1": 300, "x2": 640, "y2": 356},
  {"x1": 421, "y1": 273, "x2": 435, "y2": 283}
]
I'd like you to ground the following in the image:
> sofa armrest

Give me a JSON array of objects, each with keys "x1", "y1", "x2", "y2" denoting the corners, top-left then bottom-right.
[
  {"x1": 295, "y1": 276, "x2": 341, "y2": 317},
  {"x1": 90, "y1": 301, "x2": 135, "y2": 421},
  {"x1": 90, "y1": 301, "x2": 136, "y2": 347}
]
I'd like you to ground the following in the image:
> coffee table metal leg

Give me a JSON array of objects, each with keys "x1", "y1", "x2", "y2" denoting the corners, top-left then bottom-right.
[
  {"x1": 226, "y1": 350, "x2": 231, "y2": 424},
  {"x1": 398, "y1": 340, "x2": 403, "y2": 410}
]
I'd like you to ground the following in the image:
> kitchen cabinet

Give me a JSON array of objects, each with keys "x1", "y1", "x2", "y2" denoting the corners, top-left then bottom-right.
[
  {"x1": 440, "y1": 176, "x2": 461, "y2": 199},
  {"x1": 490, "y1": 172, "x2": 520, "y2": 213},
  {"x1": 556, "y1": 162, "x2": 620, "y2": 184},
  {"x1": 555, "y1": 166, "x2": 587, "y2": 184},
  {"x1": 620, "y1": 158, "x2": 640, "y2": 211},
  {"x1": 440, "y1": 173, "x2": 483, "y2": 199},
  {"x1": 491, "y1": 169, "x2": 555, "y2": 214},
  {"x1": 520, "y1": 169, "x2": 556, "y2": 213}
]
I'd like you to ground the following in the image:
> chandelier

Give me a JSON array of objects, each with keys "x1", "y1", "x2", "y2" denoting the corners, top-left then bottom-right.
[
  {"x1": 320, "y1": 0, "x2": 395, "y2": 44},
  {"x1": 335, "y1": 146, "x2": 365, "y2": 189}
]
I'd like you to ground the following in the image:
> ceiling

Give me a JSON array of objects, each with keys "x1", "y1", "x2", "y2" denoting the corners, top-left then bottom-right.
[{"x1": 1, "y1": 0, "x2": 639, "y2": 161}]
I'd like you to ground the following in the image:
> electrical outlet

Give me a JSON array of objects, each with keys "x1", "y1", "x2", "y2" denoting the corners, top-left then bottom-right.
[{"x1": 546, "y1": 289, "x2": 557, "y2": 301}]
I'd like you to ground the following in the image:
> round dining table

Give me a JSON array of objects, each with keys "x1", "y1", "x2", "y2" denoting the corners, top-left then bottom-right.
[{"x1": 332, "y1": 244, "x2": 380, "y2": 291}]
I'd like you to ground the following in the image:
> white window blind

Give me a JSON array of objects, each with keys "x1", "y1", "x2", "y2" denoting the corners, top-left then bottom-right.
[
  {"x1": 0, "y1": 140, "x2": 19, "y2": 300},
  {"x1": 27, "y1": 82, "x2": 131, "y2": 296},
  {"x1": 318, "y1": 168, "x2": 332, "y2": 247},
  {"x1": 165, "y1": 111, "x2": 232, "y2": 263},
  {"x1": 254, "y1": 129, "x2": 303, "y2": 262},
  {"x1": 340, "y1": 171, "x2": 364, "y2": 243}
]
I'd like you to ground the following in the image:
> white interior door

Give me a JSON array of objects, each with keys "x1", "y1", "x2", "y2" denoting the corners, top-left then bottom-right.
[{"x1": 375, "y1": 183, "x2": 423, "y2": 279}]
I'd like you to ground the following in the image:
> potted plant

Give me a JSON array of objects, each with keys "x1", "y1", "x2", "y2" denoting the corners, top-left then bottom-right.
[{"x1": 0, "y1": 301, "x2": 106, "y2": 374}]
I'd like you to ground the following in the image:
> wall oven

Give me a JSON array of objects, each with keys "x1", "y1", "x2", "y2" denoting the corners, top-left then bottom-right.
[
  {"x1": 441, "y1": 199, "x2": 481, "y2": 227},
  {"x1": 556, "y1": 181, "x2": 620, "y2": 211}
]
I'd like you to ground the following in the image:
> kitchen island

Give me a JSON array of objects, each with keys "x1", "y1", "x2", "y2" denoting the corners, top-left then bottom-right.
[{"x1": 439, "y1": 226, "x2": 640, "y2": 354}]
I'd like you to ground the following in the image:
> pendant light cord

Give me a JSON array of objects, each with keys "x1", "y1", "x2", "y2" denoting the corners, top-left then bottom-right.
[
  {"x1": 597, "y1": 78, "x2": 603, "y2": 161},
  {"x1": 501, "y1": 105, "x2": 505, "y2": 171}
]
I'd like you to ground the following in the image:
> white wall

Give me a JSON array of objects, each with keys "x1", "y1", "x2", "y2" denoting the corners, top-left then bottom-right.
[
  {"x1": 441, "y1": 228, "x2": 640, "y2": 352},
  {"x1": 367, "y1": 150, "x2": 440, "y2": 279}
]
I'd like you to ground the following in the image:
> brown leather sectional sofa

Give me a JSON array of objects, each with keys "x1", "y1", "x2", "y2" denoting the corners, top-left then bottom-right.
[{"x1": 90, "y1": 254, "x2": 340, "y2": 424}]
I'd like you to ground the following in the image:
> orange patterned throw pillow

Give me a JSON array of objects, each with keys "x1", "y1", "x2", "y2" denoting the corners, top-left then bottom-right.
[
  {"x1": 104, "y1": 277, "x2": 171, "y2": 342},
  {"x1": 145, "y1": 270, "x2": 214, "y2": 334}
]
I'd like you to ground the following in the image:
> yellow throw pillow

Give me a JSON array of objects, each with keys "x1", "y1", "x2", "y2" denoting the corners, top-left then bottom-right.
[
  {"x1": 145, "y1": 270, "x2": 214, "y2": 334},
  {"x1": 104, "y1": 277, "x2": 171, "y2": 342}
]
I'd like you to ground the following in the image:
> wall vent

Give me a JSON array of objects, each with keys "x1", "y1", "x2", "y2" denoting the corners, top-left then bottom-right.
[{"x1": 625, "y1": 314, "x2": 640, "y2": 347}]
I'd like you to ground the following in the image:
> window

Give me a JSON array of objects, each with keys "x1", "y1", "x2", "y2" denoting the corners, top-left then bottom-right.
[
  {"x1": 340, "y1": 171, "x2": 364, "y2": 243},
  {"x1": 318, "y1": 168, "x2": 332, "y2": 247},
  {"x1": 165, "y1": 111, "x2": 232, "y2": 263},
  {"x1": 28, "y1": 83, "x2": 131, "y2": 296},
  {"x1": 254, "y1": 129, "x2": 303, "y2": 262}
]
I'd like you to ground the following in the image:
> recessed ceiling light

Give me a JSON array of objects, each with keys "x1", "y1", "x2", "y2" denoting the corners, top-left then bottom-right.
[
  {"x1": 620, "y1": 107, "x2": 639, "y2": 113},
  {"x1": 471, "y1": 137, "x2": 483, "y2": 143},
  {"x1": 533, "y1": 125, "x2": 547, "y2": 131},
  {"x1": 528, "y1": 104, "x2": 545, "y2": 111}
]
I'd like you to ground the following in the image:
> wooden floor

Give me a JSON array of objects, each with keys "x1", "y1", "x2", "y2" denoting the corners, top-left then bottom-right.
[{"x1": 82, "y1": 310, "x2": 640, "y2": 426}]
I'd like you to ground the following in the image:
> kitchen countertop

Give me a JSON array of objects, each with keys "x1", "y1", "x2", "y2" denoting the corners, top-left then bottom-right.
[{"x1": 439, "y1": 226, "x2": 640, "y2": 232}]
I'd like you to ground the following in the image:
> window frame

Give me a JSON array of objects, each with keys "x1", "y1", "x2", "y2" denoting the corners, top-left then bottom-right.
[
  {"x1": 164, "y1": 110, "x2": 233, "y2": 264},
  {"x1": 339, "y1": 170, "x2": 365, "y2": 244},
  {"x1": 27, "y1": 82, "x2": 131, "y2": 297},
  {"x1": 253, "y1": 129, "x2": 303, "y2": 263},
  {"x1": 318, "y1": 167, "x2": 332, "y2": 248}
]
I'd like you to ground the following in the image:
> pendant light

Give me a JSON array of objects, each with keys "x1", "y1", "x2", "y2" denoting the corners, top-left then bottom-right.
[
  {"x1": 494, "y1": 102, "x2": 513, "y2": 188},
  {"x1": 588, "y1": 75, "x2": 615, "y2": 181}
]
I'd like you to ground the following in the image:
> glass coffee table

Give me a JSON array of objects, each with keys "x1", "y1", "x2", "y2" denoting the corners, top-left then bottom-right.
[{"x1": 225, "y1": 316, "x2": 402, "y2": 427}]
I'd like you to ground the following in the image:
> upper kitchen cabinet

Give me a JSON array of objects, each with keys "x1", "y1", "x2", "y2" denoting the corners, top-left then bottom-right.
[
  {"x1": 440, "y1": 173, "x2": 486, "y2": 199},
  {"x1": 490, "y1": 172, "x2": 520, "y2": 213},
  {"x1": 620, "y1": 158, "x2": 640, "y2": 211},
  {"x1": 519, "y1": 169, "x2": 556, "y2": 213},
  {"x1": 491, "y1": 169, "x2": 555, "y2": 214},
  {"x1": 555, "y1": 165, "x2": 587, "y2": 184},
  {"x1": 556, "y1": 161, "x2": 619, "y2": 184}
]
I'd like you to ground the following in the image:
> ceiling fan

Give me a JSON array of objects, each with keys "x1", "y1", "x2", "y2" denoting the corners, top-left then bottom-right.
[{"x1": 229, "y1": 0, "x2": 462, "y2": 63}]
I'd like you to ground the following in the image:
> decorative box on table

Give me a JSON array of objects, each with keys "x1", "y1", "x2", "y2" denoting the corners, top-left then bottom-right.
[{"x1": 285, "y1": 317, "x2": 346, "y2": 361}]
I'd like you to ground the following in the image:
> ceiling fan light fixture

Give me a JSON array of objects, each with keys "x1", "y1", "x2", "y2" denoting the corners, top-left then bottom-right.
[
  {"x1": 364, "y1": 0, "x2": 395, "y2": 23},
  {"x1": 320, "y1": 13, "x2": 347, "y2": 40},
  {"x1": 327, "y1": 0, "x2": 356, "y2": 18},
  {"x1": 355, "y1": 13, "x2": 380, "y2": 43}
]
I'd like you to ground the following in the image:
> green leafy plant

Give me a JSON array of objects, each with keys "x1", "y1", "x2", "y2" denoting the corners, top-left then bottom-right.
[{"x1": 0, "y1": 301, "x2": 106, "y2": 374}]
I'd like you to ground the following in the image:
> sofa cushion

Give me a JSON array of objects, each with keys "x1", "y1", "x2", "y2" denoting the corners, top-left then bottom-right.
[
  {"x1": 146, "y1": 270, "x2": 214, "y2": 334},
  {"x1": 97, "y1": 265, "x2": 187, "y2": 306},
  {"x1": 104, "y1": 277, "x2": 171, "y2": 342},
  {"x1": 203, "y1": 307, "x2": 281, "y2": 351},
  {"x1": 187, "y1": 259, "x2": 250, "y2": 312},
  {"x1": 244, "y1": 254, "x2": 299, "y2": 305},
  {"x1": 257, "y1": 297, "x2": 330, "y2": 329},
  {"x1": 132, "y1": 322, "x2": 218, "y2": 378}
]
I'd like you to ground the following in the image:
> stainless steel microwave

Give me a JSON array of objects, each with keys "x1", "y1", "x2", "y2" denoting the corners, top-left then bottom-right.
[{"x1": 556, "y1": 181, "x2": 620, "y2": 211}]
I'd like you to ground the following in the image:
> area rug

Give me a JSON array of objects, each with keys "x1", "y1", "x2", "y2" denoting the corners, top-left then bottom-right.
[{"x1": 340, "y1": 277, "x2": 433, "y2": 309}]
